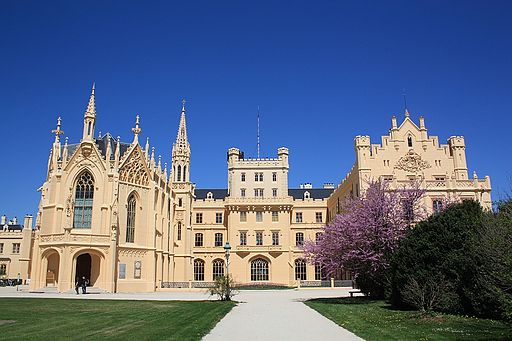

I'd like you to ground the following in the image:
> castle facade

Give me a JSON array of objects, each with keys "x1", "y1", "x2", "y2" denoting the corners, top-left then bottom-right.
[{"x1": 1, "y1": 86, "x2": 489, "y2": 292}]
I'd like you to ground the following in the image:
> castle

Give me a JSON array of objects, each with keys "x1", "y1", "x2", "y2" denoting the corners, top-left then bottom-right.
[{"x1": 0, "y1": 86, "x2": 492, "y2": 292}]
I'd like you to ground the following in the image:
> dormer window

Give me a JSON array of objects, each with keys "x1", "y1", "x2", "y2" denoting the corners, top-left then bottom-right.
[
  {"x1": 207, "y1": 192, "x2": 213, "y2": 200},
  {"x1": 407, "y1": 136, "x2": 413, "y2": 147},
  {"x1": 304, "y1": 191, "x2": 310, "y2": 199}
]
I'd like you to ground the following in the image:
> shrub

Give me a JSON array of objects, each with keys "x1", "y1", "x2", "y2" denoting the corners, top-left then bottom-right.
[{"x1": 209, "y1": 275, "x2": 238, "y2": 301}]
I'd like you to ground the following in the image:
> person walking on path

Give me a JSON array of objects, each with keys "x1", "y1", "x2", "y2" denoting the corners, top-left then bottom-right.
[
  {"x1": 75, "y1": 278, "x2": 80, "y2": 294},
  {"x1": 81, "y1": 276, "x2": 88, "y2": 294}
]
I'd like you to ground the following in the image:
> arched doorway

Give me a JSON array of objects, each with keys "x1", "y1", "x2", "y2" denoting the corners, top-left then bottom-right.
[
  {"x1": 45, "y1": 251, "x2": 60, "y2": 287},
  {"x1": 76, "y1": 253, "x2": 91, "y2": 285}
]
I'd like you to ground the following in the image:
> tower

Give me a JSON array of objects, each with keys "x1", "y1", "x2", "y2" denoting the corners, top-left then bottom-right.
[{"x1": 171, "y1": 100, "x2": 194, "y2": 281}]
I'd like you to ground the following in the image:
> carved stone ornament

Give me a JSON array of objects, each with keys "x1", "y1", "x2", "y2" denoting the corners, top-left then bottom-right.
[
  {"x1": 394, "y1": 150, "x2": 431, "y2": 173},
  {"x1": 119, "y1": 148, "x2": 150, "y2": 186}
]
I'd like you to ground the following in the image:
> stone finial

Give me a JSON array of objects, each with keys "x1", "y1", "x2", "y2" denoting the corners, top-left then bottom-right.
[
  {"x1": 52, "y1": 116, "x2": 64, "y2": 143},
  {"x1": 131, "y1": 114, "x2": 141, "y2": 144}
]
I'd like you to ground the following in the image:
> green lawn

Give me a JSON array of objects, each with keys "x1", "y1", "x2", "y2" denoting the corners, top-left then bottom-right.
[
  {"x1": 0, "y1": 298, "x2": 235, "y2": 341},
  {"x1": 305, "y1": 297, "x2": 512, "y2": 341}
]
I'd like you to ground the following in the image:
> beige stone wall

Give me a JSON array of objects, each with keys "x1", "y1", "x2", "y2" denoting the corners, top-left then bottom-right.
[
  {"x1": 0, "y1": 219, "x2": 33, "y2": 283},
  {"x1": 328, "y1": 113, "x2": 492, "y2": 218}
]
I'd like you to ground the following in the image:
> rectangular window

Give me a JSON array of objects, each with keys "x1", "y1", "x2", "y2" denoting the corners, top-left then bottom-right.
[
  {"x1": 256, "y1": 231, "x2": 263, "y2": 246},
  {"x1": 272, "y1": 211, "x2": 279, "y2": 222},
  {"x1": 119, "y1": 263, "x2": 126, "y2": 279},
  {"x1": 296, "y1": 233, "x2": 304, "y2": 246},
  {"x1": 195, "y1": 233, "x2": 203, "y2": 247},
  {"x1": 256, "y1": 211, "x2": 263, "y2": 222},
  {"x1": 315, "y1": 212, "x2": 323, "y2": 223},
  {"x1": 216, "y1": 212, "x2": 223, "y2": 224},
  {"x1": 272, "y1": 172, "x2": 277, "y2": 182},
  {"x1": 272, "y1": 188, "x2": 277, "y2": 197},
  {"x1": 254, "y1": 172, "x2": 263, "y2": 182},
  {"x1": 0, "y1": 243, "x2": 3, "y2": 254},
  {"x1": 240, "y1": 231, "x2": 247, "y2": 246},
  {"x1": 215, "y1": 233, "x2": 223, "y2": 247},
  {"x1": 195, "y1": 213, "x2": 203, "y2": 224},
  {"x1": 433, "y1": 199, "x2": 444, "y2": 214},
  {"x1": 241, "y1": 172, "x2": 246, "y2": 182},
  {"x1": 12, "y1": 243, "x2": 20, "y2": 254},
  {"x1": 240, "y1": 211, "x2": 247, "y2": 222},
  {"x1": 272, "y1": 231, "x2": 279, "y2": 245},
  {"x1": 295, "y1": 212, "x2": 303, "y2": 223},
  {"x1": 241, "y1": 188, "x2": 246, "y2": 197},
  {"x1": 254, "y1": 188, "x2": 264, "y2": 197}
]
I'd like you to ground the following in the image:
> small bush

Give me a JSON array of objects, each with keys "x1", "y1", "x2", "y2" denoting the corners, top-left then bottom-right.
[{"x1": 209, "y1": 275, "x2": 238, "y2": 301}]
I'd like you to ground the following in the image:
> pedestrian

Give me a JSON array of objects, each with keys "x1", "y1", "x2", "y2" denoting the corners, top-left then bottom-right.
[
  {"x1": 75, "y1": 278, "x2": 80, "y2": 294},
  {"x1": 81, "y1": 276, "x2": 88, "y2": 294}
]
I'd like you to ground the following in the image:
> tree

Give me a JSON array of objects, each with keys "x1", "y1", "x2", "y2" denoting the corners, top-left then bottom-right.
[
  {"x1": 390, "y1": 199, "x2": 512, "y2": 320},
  {"x1": 304, "y1": 180, "x2": 425, "y2": 298}
]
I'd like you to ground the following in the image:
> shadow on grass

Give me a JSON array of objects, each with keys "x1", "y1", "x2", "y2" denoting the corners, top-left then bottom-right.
[{"x1": 307, "y1": 296, "x2": 376, "y2": 305}]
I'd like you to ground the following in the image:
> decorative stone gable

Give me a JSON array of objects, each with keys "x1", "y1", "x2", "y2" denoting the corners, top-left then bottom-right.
[
  {"x1": 119, "y1": 147, "x2": 150, "y2": 186},
  {"x1": 394, "y1": 150, "x2": 431, "y2": 172}
]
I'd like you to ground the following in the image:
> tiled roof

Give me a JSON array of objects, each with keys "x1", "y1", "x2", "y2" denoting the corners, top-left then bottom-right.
[{"x1": 288, "y1": 188, "x2": 334, "y2": 199}]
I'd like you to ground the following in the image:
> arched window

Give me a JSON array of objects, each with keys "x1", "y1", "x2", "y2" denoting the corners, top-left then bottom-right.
[
  {"x1": 304, "y1": 191, "x2": 310, "y2": 199},
  {"x1": 177, "y1": 165, "x2": 182, "y2": 182},
  {"x1": 178, "y1": 198, "x2": 183, "y2": 207},
  {"x1": 407, "y1": 136, "x2": 413, "y2": 147},
  {"x1": 0, "y1": 264, "x2": 6, "y2": 276},
  {"x1": 212, "y1": 259, "x2": 225, "y2": 280},
  {"x1": 251, "y1": 258, "x2": 269, "y2": 281},
  {"x1": 207, "y1": 192, "x2": 213, "y2": 199},
  {"x1": 73, "y1": 171, "x2": 94, "y2": 228},
  {"x1": 194, "y1": 259, "x2": 205, "y2": 281},
  {"x1": 177, "y1": 222, "x2": 182, "y2": 241},
  {"x1": 183, "y1": 166, "x2": 187, "y2": 182},
  {"x1": 295, "y1": 259, "x2": 307, "y2": 280},
  {"x1": 195, "y1": 233, "x2": 203, "y2": 247},
  {"x1": 126, "y1": 194, "x2": 136, "y2": 243}
]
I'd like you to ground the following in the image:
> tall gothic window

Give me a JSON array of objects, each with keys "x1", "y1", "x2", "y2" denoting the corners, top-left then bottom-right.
[
  {"x1": 408, "y1": 136, "x2": 413, "y2": 147},
  {"x1": 177, "y1": 222, "x2": 182, "y2": 241},
  {"x1": 73, "y1": 171, "x2": 94, "y2": 228},
  {"x1": 126, "y1": 194, "x2": 136, "y2": 243},
  {"x1": 295, "y1": 259, "x2": 307, "y2": 280},
  {"x1": 251, "y1": 258, "x2": 269, "y2": 281},
  {"x1": 183, "y1": 166, "x2": 187, "y2": 182},
  {"x1": 212, "y1": 259, "x2": 224, "y2": 280},
  {"x1": 194, "y1": 259, "x2": 205, "y2": 281},
  {"x1": 177, "y1": 165, "x2": 182, "y2": 182}
]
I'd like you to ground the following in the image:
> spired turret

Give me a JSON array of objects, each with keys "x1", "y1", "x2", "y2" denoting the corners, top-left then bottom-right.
[
  {"x1": 82, "y1": 83, "x2": 96, "y2": 142},
  {"x1": 171, "y1": 100, "x2": 191, "y2": 183}
]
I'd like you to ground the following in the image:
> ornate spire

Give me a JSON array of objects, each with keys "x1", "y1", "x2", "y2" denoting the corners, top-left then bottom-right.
[
  {"x1": 52, "y1": 116, "x2": 64, "y2": 143},
  {"x1": 131, "y1": 114, "x2": 141, "y2": 144},
  {"x1": 86, "y1": 83, "x2": 96, "y2": 117},
  {"x1": 175, "y1": 99, "x2": 188, "y2": 146},
  {"x1": 82, "y1": 83, "x2": 96, "y2": 141}
]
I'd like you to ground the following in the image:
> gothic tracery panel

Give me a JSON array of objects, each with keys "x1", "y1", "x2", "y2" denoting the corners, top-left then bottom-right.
[{"x1": 119, "y1": 149, "x2": 150, "y2": 186}]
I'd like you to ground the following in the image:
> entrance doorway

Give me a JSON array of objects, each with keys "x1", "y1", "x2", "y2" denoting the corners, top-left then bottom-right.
[{"x1": 76, "y1": 253, "x2": 91, "y2": 285}]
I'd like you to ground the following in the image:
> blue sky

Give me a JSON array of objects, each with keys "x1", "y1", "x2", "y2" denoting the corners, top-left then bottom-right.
[{"x1": 1, "y1": 1, "x2": 511, "y2": 219}]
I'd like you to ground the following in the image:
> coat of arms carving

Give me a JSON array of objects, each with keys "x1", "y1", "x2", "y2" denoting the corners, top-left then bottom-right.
[{"x1": 394, "y1": 150, "x2": 431, "y2": 172}]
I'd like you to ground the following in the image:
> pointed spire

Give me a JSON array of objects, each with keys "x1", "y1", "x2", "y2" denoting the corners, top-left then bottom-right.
[
  {"x1": 163, "y1": 162, "x2": 168, "y2": 180},
  {"x1": 151, "y1": 147, "x2": 155, "y2": 168},
  {"x1": 106, "y1": 135, "x2": 112, "y2": 162},
  {"x1": 131, "y1": 114, "x2": 141, "y2": 144},
  {"x1": 82, "y1": 83, "x2": 96, "y2": 141},
  {"x1": 52, "y1": 116, "x2": 64, "y2": 143},
  {"x1": 86, "y1": 83, "x2": 96, "y2": 117},
  {"x1": 175, "y1": 99, "x2": 188, "y2": 146},
  {"x1": 62, "y1": 137, "x2": 69, "y2": 164},
  {"x1": 405, "y1": 109, "x2": 410, "y2": 118},
  {"x1": 145, "y1": 137, "x2": 150, "y2": 160},
  {"x1": 158, "y1": 155, "x2": 162, "y2": 172},
  {"x1": 114, "y1": 136, "x2": 120, "y2": 170}
]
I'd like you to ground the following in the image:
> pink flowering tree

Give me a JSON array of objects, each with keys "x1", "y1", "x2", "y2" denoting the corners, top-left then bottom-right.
[{"x1": 304, "y1": 180, "x2": 426, "y2": 298}]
